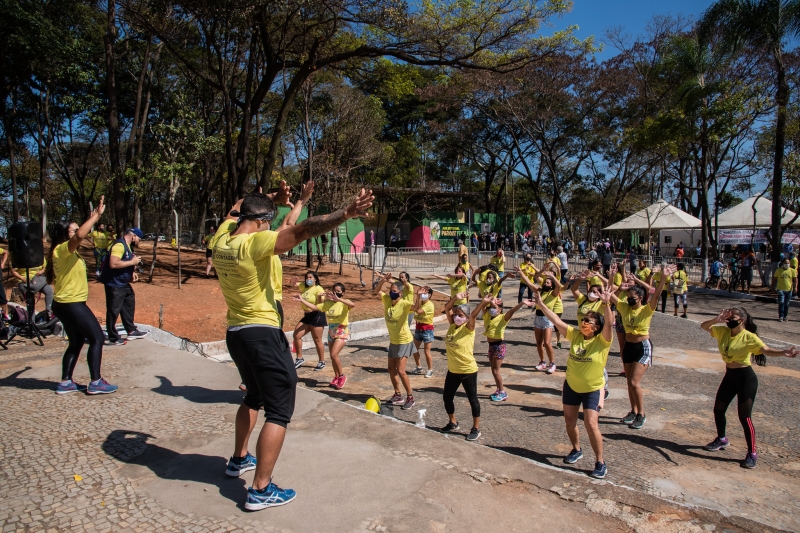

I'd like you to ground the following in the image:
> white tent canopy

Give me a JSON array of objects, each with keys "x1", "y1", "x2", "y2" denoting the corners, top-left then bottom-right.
[
  {"x1": 603, "y1": 199, "x2": 701, "y2": 231},
  {"x1": 714, "y1": 196, "x2": 800, "y2": 228}
]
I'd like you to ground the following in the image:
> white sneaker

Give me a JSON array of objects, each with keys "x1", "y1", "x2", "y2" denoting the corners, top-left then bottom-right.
[
  {"x1": 535, "y1": 362, "x2": 547, "y2": 371},
  {"x1": 425, "y1": 369, "x2": 434, "y2": 378},
  {"x1": 547, "y1": 363, "x2": 557, "y2": 374}
]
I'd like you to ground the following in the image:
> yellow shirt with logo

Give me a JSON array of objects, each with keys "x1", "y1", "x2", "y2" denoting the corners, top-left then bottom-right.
[
  {"x1": 211, "y1": 224, "x2": 281, "y2": 327},
  {"x1": 519, "y1": 262, "x2": 537, "y2": 285},
  {"x1": 652, "y1": 271, "x2": 664, "y2": 291},
  {"x1": 445, "y1": 323, "x2": 478, "y2": 373},
  {"x1": 90, "y1": 230, "x2": 111, "y2": 250},
  {"x1": 615, "y1": 299, "x2": 655, "y2": 335},
  {"x1": 52, "y1": 242, "x2": 89, "y2": 303},
  {"x1": 15, "y1": 259, "x2": 46, "y2": 280},
  {"x1": 319, "y1": 300, "x2": 350, "y2": 326},
  {"x1": 710, "y1": 325, "x2": 765, "y2": 366},
  {"x1": 671, "y1": 270, "x2": 688, "y2": 294},
  {"x1": 540, "y1": 290, "x2": 563, "y2": 314},
  {"x1": 414, "y1": 300, "x2": 435, "y2": 325},
  {"x1": 447, "y1": 276, "x2": 468, "y2": 305},
  {"x1": 382, "y1": 294, "x2": 413, "y2": 344},
  {"x1": 565, "y1": 325, "x2": 612, "y2": 393},
  {"x1": 575, "y1": 293, "x2": 603, "y2": 323},
  {"x1": 612, "y1": 272, "x2": 623, "y2": 287},
  {"x1": 477, "y1": 280, "x2": 501, "y2": 298},
  {"x1": 490, "y1": 255, "x2": 505, "y2": 271},
  {"x1": 298, "y1": 283, "x2": 325, "y2": 312},
  {"x1": 637, "y1": 267, "x2": 652, "y2": 282},
  {"x1": 483, "y1": 312, "x2": 508, "y2": 340},
  {"x1": 774, "y1": 267, "x2": 797, "y2": 291}
]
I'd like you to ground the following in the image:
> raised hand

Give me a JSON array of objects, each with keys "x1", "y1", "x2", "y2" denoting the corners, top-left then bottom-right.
[
  {"x1": 599, "y1": 287, "x2": 613, "y2": 305},
  {"x1": 344, "y1": 189, "x2": 374, "y2": 219},
  {"x1": 530, "y1": 291, "x2": 543, "y2": 307},
  {"x1": 522, "y1": 299, "x2": 535, "y2": 308},
  {"x1": 715, "y1": 309, "x2": 733, "y2": 323},
  {"x1": 326, "y1": 290, "x2": 338, "y2": 301},
  {"x1": 92, "y1": 195, "x2": 106, "y2": 217},
  {"x1": 456, "y1": 291, "x2": 468, "y2": 301},
  {"x1": 482, "y1": 293, "x2": 494, "y2": 303},
  {"x1": 269, "y1": 180, "x2": 293, "y2": 207},
  {"x1": 579, "y1": 270, "x2": 590, "y2": 280},
  {"x1": 663, "y1": 264, "x2": 678, "y2": 277},
  {"x1": 299, "y1": 181, "x2": 315, "y2": 203}
]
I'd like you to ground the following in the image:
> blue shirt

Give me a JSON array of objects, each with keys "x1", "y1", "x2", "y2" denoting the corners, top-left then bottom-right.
[{"x1": 710, "y1": 261, "x2": 722, "y2": 276}]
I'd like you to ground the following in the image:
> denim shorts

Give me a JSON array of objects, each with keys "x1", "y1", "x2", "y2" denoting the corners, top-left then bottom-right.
[
  {"x1": 413, "y1": 328, "x2": 434, "y2": 343},
  {"x1": 674, "y1": 293, "x2": 687, "y2": 306},
  {"x1": 534, "y1": 314, "x2": 553, "y2": 330}
]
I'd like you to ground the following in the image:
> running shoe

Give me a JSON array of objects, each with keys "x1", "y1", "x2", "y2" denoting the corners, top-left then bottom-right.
[
  {"x1": 106, "y1": 339, "x2": 126, "y2": 346},
  {"x1": 55, "y1": 380, "x2": 84, "y2": 395},
  {"x1": 293, "y1": 358, "x2": 305, "y2": 369},
  {"x1": 604, "y1": 389, "x2": 609, "y2": 400},
  {"x1": 535, "y1": 362, "x2": 548, "y2": 371},
  {"x1": 126, "y1": 330, "x2": 149, "y2": 340},
  {"x1": 704, "y1": 437, "x2": 730, "y2": 451},
  {"x1": 590, "y1": 462, "x2": 607, "y2": 479},
  {"x1": 546, "y1": 363, "x2": 557, "y2": 374},
  {"x1": 630, "y1": 413, "x2": 646, "y2": 429},
  {"x1": 86, "y1": 378, "x2": 118, "y2": 395},
  {"x1": 440, "y1": 421, "x2": 460, "y2": 433},
  {"x1": 564, "y1": 448, "x2": 583, "y2": 464},
  {"x1": 225, "y1": 452, "x2": 257, "y2": 477},
  {"x1": 424, "y1": 370, "x2": 434, "y2": 378},
  {"x1": 329, "y1": 376, "x2": 340, "y2": 388},
  {"x1": 556, "y1": 341, "x2": 562, "y2": 349},
  {"x1": 313, "y1": 361, "x2": 326, "y2": 371},
  {"x1": 621, "y1": 411, "x2": 636, "y2": 424},
  {"x1": 409, "y1": 367, "x2": 424, "y2": 375},
  {"x1": 401, "y1": 395, "x2": 415, "y2": 410},
  {"x1": 741, "y1": 452, "x2": 757, "y2": 469},
  {"x1": 336, "y1": 375, "x2": 347, "y2": 389},
  {"x1": 244, "y1": 481, "x2": 296, "y2": 511},
  {"x1": 238, "y1": 383, "x2": 247, "y2": 392},
  {"x1": 490, "y1": 390, "x2": 508, "y2": 402},
  {"x1": 619, "y1": 370, "x2": 626, "y2": 377},
  {"x1": 681, "y1": 314, "x2": 688, "y2": 319},
  {"x1": 388, "y1": 392, "x2": 403, "y2": 405},
  {"x1": 466, "y1": 427, "x2": 481, "y2": 441}
]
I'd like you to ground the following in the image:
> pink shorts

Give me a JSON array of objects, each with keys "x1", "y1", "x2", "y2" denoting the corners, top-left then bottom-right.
[
  {"x1": 488, "y1": 341, "x2": 507, "y2": 360},
  {"x1": 328, "y1": 324, "x2": 350, "y2": 342}
]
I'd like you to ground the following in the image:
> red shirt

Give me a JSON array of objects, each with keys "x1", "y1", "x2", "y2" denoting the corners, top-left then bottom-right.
[{"x1": 675, "y1": 248, "x2": 684, "y2": 258}]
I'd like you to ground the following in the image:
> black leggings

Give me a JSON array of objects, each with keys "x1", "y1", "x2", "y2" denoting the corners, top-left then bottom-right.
[
  {"x1": 659, "y1": 290, "x2": 667, "y2": 313},
  {"x1": 714, "y1": 366, "x2": 758, "y2": 454},
  {"x1": 518, "y1": 283, "x2": 532, "y2": 303},
  {"x1": 443, "y1": 371, "x2": 480, "y2": 419},
  {"x1": 53, "y1": 301, "x2": 105, "y2": 382}
]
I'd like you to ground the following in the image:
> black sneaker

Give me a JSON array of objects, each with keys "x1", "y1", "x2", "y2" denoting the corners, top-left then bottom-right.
[
  {"x1": 704, "y1": 437, "x2": 729, "y2": 451},
  {"x1": 126, "y1": 330, "x2": 149, "y2": 340},
  {"x1": 741, "y1": 452, "x2": 757, "y2": 469},
  {"x1": 440, "y1": 421, "x2": 460, "y2": 433},
  {"x1": 106, "y1": 339, "x2": 126, "y2": 346},
  {"x1": 466, "y1": 427, "x2": 481, "y2": 441},
  {"x1": 630, "y1": 413, "x2": 646, "y2": 429},
  {"x1": 621, "y1": 411, "x2": 636, "y2": 424},
  {"x1": 604, "y1": 389, "x2": 609, "y2": 400},
  {"x1": 313, "y1": 361, "x2": 326, "y2": 371},
  {"x1": 294, "y1": 358, "x2": 305, "y2": 369}
]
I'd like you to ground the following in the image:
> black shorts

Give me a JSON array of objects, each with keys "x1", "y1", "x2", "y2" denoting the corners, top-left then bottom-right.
[
  {"x1": 300, "y1": 310, "x2": 327, "y2": 327},
  {"x1": 562, "y1": 380, "x2": 601, "y2": 411},
  {"x1": 205, "y1": 248, "x2": 212, "y2": 258},
  {"x1": 740, "y1": 267, "x2": 753, "y2": 282},
  {"x1": 226, "y1": 326, "x2": 297, "y2": 427},
  {"x1": 276, "y1": 300, "x2": 284, "y2": 329},
  {"x1": 622, "y1": 339, "x2": 653, "y2": 365}
]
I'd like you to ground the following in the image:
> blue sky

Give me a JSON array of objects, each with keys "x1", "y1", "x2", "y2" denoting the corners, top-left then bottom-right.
[{"x1": 552, "y1": 0, "x2": 716, "y2": 59}]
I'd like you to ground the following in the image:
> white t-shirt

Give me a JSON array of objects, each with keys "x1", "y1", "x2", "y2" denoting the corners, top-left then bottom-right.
[{"x1": 557, "y1": 252, "x2": 569, "y2": 270}]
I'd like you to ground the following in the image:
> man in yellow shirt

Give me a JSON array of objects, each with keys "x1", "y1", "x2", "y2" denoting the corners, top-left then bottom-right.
[
  {"x1": 772, "y1": 258, "x2": 798, "y2": 321},
  {"x1": 215, "y1": 183, "x2": 373, "y2": 512},
  {"x1": 89, "y1": 223, "x2": 112, "y2": 278},
  {"x1": 101, "y1": 228, "x2": 148, "y2": 344}
]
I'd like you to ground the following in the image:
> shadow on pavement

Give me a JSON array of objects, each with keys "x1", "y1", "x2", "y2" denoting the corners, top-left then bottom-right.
[
  {"x1": 488, "y1": 445, "x2": 584, "y2": 472},
  {"x1": 504, "y1": 383, "x2": 561, "y2": 397},
  {"x1": 603, "y1": 432, "x2": 741, "y2": 465},
  {"x1": 0, "y1": 368, "x2": 57, "y2": 391},
  {"x1": 151, "y1": 375, "x2": 243, "y2": 404},
  {"x1": 102, "y1": 430, "x2": 246, "y2": 508}
]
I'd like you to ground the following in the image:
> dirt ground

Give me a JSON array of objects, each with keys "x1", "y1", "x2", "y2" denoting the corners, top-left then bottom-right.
[{"x1": 1, "y1": 241, "x2": 448, "y2": 343}]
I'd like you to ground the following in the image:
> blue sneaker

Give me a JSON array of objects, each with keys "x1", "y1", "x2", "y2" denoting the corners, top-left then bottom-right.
[
  {"x1": 86, "y1": 378, "x2": 118, "y2": 395},
  {"x1": 225, "y1": 452, "x2": 257, "y2": 477},
  {"x1": 590, "y1": 461, "x2": 607, "y2": 479},
  {"x1": 741, "y1": 452, "x2": 757, "y2": 469},
  {"x1": 56, "y1": 380, "x2": 84, "y2": 395},
  {"x1": 564, "y1": 448, "x2": 583, "y2": 464},
  {"x1": 244, "y1": 481, "x2": 297, "y2": 511},
  {"x1": 490, "y1": 390, "x2": 508, "y2": 402}
]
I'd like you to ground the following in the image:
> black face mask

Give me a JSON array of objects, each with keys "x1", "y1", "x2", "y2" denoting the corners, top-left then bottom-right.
[
  {"x1": 334, "y1": 293, "x2": 343, "y2": 298},
  {"x1": 627, "y1": 297, "x2": 638, "y2": 307},
  {"x1": 726, "y1": 319, "x2": 741, "y2": 329}
]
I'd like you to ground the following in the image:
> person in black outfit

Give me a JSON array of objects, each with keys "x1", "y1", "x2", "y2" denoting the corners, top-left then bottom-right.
[{"x1": 102, "y1": 228, "x2": 148, "y2": 344}]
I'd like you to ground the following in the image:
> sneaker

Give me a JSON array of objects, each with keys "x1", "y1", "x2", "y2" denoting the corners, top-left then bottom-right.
[
  {"x1": 440, "y1": 421, "x2": 460, "y2": 433},
  {"x1": 556, "y1": 341, "x2": 562, "y2": 349},
  {"x1": 604, "y1": 389, "x2": 609, "y2": 400},
  {"x1": 126, "y1": 330, "x2": 149, "y2": 340},
  {"x1": 563, "y1": 448, "x2": 583, "y2": 464},
  {"x1": 535, "y1": 362, "x2": 548, "y2": 371},
  {"x1": 401, "y1": 395, "x2": 415, "y2": 410},
  {"x1": 741, "y1": 452, "x2": 757, "y2": 469},
  {"x1": 388, "y1": 392, "x2": 403, "y2": 405},
  {"x1": 490, "y1": 390, "x2": 508, "y2": 402},
  {"x1": 424, "y1": 369, "x2": 434, "y2": 378},
  {"x1": 546, "y1": 363, "x2": 557, "y2": 374},
  {"x1": 293, "y1": 358, "x2": 305, "y2": 369},
  {"x1": 336, "y1": 375, "x2": 347, "y2": 389},
  {"x1": 681, "y1": 314, "x2": 688, "y2": 319},
  {"x1": 590, "y1": 461, "x2": 607, "y2": 479},
  {"x1": 329, "y1": 376, "x2": 340, "y2": 388},
  {"x1": 238, "y1": 383, "x2": 247, "y2": 392},
  {"x1": 86, "y1": 378, "x2": 118, "y2": 395},
  {"x1": 630, "y1": 413, "x2": 646, "y2": 429},
  {"x1": 244, "y1": 481, "x2": 297, "y2": 511},
  {"x1": 225, "y1": 452, "x2": 257, "y2": 477},
  {"x1": 95, "y1": 270, "x2": 101, "y2": 277},
  {"x1": 704, "y1": 437, "x2": 730, "y2": 451},
  {"x1": 106, "y1": 339, "x2": 126, "y2": 346},
  {"x1": 621, "y1": 411, "x2": 636, "y2": 424},
  {"x1": 466, "y1": 427, "x2": 481, "y2": 441},
  {"x1": 619, "y1": 370, "x2": 626, "y2": 377},
  {"x1": 56, "y1": 380, "x2": 83, "y2": 395},
  {"x1": 409, "y1": 366, "x2": 424, "y2": 375},
  {"x1": 313, "y1": 361, "x2": 326, "y2": 371}
]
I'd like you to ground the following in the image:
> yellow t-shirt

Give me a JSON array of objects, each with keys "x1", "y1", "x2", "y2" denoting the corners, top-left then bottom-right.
[
  {"x1": 549, "y1": 256, "x2": 561, "y2": 268},
  {"x1": 382, "y1": 294, "x2": 413, "y2": 344},
  {"x1": 575, "y1": 293, "x2": 603, "y2": 323},
  {"x1": 791, "y1": 257, "x2": 798, "y2": 270},
  {"x1": 565, "y1": 325, "x2": 612, "y2": 393},
  {"x1": 15, "y1": 260, "x2": 46, "y2": 280},
  {"x1": 540, "y1": 290, "x2": 563, "y2": 314},
  {"x1": 477, "y1": 280, "x2": 501, "y2": 298},
  {"x1": 52, "y1": 241, "x2": 88, "y2": 303},
  {"x1": 637, "y1": 267, "x2": 652, "y2": 282},
  {"x1": 298, "y1": 283, "x2": 325, "y2": 312},
  {"x1": 414, "y1": 300, "x2": 435, "y2": 325},
  {"x1": 483, "y1": 312, "x2": 508, "y2": 340},
  {"x1": 447, "y1": 276, "x2": 468, "y2": 305},
  {"x1": 587, "y1": 275, "x2": 604, "y2": 289},
  {"x1": 710, "y1": 325, "x2": 765, "y2": 366},
  {"x1": 90, "y1": 230, "x2": 110, "y2": 250},
  {"x1": 671, "y1": 270, "x2": 688, "y2": 294},
  {"x1": 203, "y1": 234, "x2": 214, "y2": 249},
  {"x1": 458, "y1": 243, "x2": 469, "y2": 259},
  {"x1": 211, "y1": 224, "x2": 281, "y2": 327},
  {"x1": 612, "y1": 272, "x2": 623, "y2": 287},
  {"x1": 490, "y1": 255, "x2": 505, "y2": 271},
  {"x1": 459, "y1": 261, "x2": 472, "y2": 275},
  {"x1": 774, "y1": 267, "x2": 797, "y2": 291},
  {"x1": 445, "y1": 323, "x2": 478, "y2": 373},
  {"x1": 110, "y1": 242, "x2": 127, "y2": 259},
  {"x1": 615, "y1": 299, "x2": 655, "y2": 335},
  {"x1": 319, "y1": 300, "x2": 349, "y2": 326},
  {"x1": 652, "y1": 271, "x2": 664, "y2": 290},
  {"x1": 519, "y1": 262, "x2": 537, "y2": 285},
  {"x1": 271, "y1": 256, "x2": 283, "y2": 301},
  {"x1": 402, "y1": 283, "x2": 414, "y2": 303}
]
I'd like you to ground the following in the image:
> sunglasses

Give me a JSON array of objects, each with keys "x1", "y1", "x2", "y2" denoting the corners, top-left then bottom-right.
[{"x1": 581, "y1": 318, "x2": 596, "y2": 325}]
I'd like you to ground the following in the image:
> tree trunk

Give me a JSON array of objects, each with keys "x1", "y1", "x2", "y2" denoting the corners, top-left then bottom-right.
[
  {"x1": 104, "y1": 0, "x2": 125, "y2": 234},
  {"x1": 3, "y1": 109, "x2": 19, "y2": 223},
  {"x1": 771, "y1": 62, "x2": 788, "y2": 263}
]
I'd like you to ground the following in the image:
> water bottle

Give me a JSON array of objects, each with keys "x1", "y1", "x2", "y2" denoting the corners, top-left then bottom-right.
[{"x1": 416, "y1": 409, "x2": 427, "y2": 428}]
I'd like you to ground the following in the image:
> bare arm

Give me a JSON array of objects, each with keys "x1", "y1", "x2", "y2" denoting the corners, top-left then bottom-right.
[
  {"x1": 503, "y1": 300, "x2": 529, "y2": 322},
  {"x1": 532, "y1": 291, "x2": 568, "y2": 337},
  {"x1": 293, "y1": 294, "x2": 319, "y2": 312},
  {"x1": 372, "y1": 273, "x2": 392, "y2": 296},
  {"x1": 762, "y1": 345, "x2": 800, "y2": 358},
  {"x1": 649, "y1": 265, "x2": 675, "y2": 311},
  {"x1": 326, "y1": 290, "x2": 355, "y2": 309},
  {"x1": 69, "y1": 196, "x2": 105, "y2": 254},
  {"x1": 109, "y1": 244, "x2": 140, "y2": 269},
  {"x1": 599, "y1": 288, "x2": 614, "y2": 342},
  {"x1": 469, "y1": 295, "x2": 492, "y2": 331}
]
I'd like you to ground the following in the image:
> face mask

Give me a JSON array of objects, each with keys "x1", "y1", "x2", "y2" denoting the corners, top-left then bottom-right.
[
  {"x1": 420, "y1": 293, "x2": 430, "y2": 301},
  {"x1": 489, "y1": 308, "x2": 499, "y2": 317},
  {"x1": 587, "y1": 292, "x2": 599, "y2": 301},
  {"x1": 580, "y1": 322, "x2": 595, "y2": 336},
  {"x1": 542, "y1": 285, "x2": 552, "y2": 292},
  {"x1": 453, "y1": 315, "x2": 467, "y2": 326},
  {"x1": 305, "y1": 279, "x2": 314, "y2": 286},
  {"x1": 783, "y1": 264, "x2": 790, "y2": 269},
  {"x1": 627, "y1": 297, "x2": 638, "y2": 307},
  {"x1": 726, "y1": 319, "x2": 741, "y2": 329},
  {"x1": 334, "y1": 293, "x2": 343, "y2": 298},
  {"x1": 461, "y1": 259, "x2": 467, "y2": 263},
  {"x1": 389, "y1": 291, "x2": 400, "y2": 300}
]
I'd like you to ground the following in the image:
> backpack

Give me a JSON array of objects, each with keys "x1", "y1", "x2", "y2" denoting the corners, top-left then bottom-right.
[
  {"x1": 10, "y1": 306, "x2": 28, "y2": 326},
  {"x1": 98, "y1": 239, "x2": 131, "y2": 285}
]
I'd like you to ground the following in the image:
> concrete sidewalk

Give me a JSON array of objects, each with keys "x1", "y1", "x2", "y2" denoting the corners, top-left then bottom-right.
[{"x1": 0, "y1": 338, "x2": 775, "y2": 533}]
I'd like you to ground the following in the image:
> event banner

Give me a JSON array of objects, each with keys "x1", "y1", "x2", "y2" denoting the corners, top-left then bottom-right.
[{"x1": 718, "y1": 229, "x2": 800, "y2": 245}]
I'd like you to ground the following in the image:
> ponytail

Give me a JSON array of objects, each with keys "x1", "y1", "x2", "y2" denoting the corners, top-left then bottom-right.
[
  {"x1": 733, "y1": 307, "x2": 766, "y2": 366},
  {"x1": 46, "y1": 221, "x2": 72, "y2": 285}
]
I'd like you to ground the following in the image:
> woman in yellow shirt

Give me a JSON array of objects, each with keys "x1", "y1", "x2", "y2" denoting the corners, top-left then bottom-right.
[
  {"x1": 482, "y1": 295, "x2": 531, "y2": 402},
  {"x1": 473, "y1": 268, "x2": 512, "y2": 298},
  {"x1": 296, "y1": 283, "x2": 354, "y2": 390},
  {"x1": 373, "y1": 272, "x2": 415, "y2": 410},
  {"x1": 440, "y1": 291, "x2": 483, "y2": 441},
  {"x1": 518, "y1": 254, "x2": 537, "y2": 302},
  {"x1": 11, "y1": 259, "x2": 53, "y2": 318},
  {"x1": 490, "y1": 248, "x2": 506, "y2": 297},
  {"x1": 671, "y1": 263, "x2": 689, "y2": 318},
  {"x1": 517, "y1": 268, "x2": 562, "y2": 374},
  {"x1": 432, "y1": 265, "x2": 469, "y2": 306},
  {"x1": 610, "y1": 264, "x2": 675, "y2": 429},
  {"x1": 45, "y1": 196, "x2": 117, "y2": 395},
  {"x1": 290, "y1": 271, "x2": 327, "y2": 370},
  {"x1": 532, "y1": 284, "x2": 615, "y2": 479},
  {"x1": 700, "y1": 308, "x2": 798, "y2": 469},
  {"x1": 410, "y1": 286, "x2": 436, "y2": 378},
  {"x1": 569, "y1": 270, "x2": 604, "y2": 324}
]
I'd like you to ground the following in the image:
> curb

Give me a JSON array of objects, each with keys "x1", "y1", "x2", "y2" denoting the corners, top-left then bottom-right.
[{"x1": 688, "y1": 286, "x2": 800, "y2": 308}]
